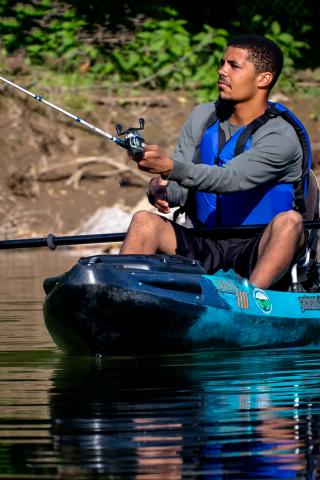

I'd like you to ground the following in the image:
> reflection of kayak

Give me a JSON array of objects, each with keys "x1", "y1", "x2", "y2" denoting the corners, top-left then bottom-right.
[{"x1": 43, "y1": 254, "x2": 320, "y2": 356}]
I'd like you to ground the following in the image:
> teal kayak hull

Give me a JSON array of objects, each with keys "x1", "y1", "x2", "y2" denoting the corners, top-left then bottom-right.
[{"x1": 43, "y1": 254, "x2": 320, "y2": 355}]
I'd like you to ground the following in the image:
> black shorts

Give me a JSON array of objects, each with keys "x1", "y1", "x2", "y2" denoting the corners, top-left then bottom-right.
[
  {"x1": 172, "y1": 222, "x2": 261, "y2": 278},
  {"x1": 171, "y1": 222, "x2": 307, "y2": 290}
]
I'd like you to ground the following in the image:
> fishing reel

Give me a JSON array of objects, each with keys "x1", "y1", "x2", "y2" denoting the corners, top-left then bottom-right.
[{"x1": 115, "y1": 118, "x2": 145, "y2": 156}]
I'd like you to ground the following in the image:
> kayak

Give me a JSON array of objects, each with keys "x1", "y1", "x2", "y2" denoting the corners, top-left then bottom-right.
[{"x1": 43, "y1": 254, "x2": 320, "y2": 356}]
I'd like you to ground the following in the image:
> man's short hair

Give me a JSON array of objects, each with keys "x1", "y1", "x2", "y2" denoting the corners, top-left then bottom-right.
[{"x1": 228, "y1": 34, "x2": 284, "y2": 89}]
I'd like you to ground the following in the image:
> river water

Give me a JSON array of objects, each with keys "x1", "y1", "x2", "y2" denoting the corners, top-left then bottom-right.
[{"x1": 0, "y1": 250, "x2": 320, "y2": 479}]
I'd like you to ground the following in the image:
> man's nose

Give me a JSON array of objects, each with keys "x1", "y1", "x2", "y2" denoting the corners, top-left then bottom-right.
[{"x1": 218, "y1": 64, "x2": 228, "y2": 76}]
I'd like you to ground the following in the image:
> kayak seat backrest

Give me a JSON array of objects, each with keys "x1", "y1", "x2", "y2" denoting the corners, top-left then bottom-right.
[
  {"x1": 304, "y1": 170, "x2": 319, "y2": 261},
  {"x1": 292, "y1": 170, "x2": 320, "y2": 291},
  {"x1": 304, "y1": 170, "x2": 319, "y2": 221}
]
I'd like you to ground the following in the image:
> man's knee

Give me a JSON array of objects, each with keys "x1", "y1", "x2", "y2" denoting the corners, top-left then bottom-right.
[
  {"x1": 130, "y1": 210, "x2": 160, "y2": 228},
  {"x1": 271, "y1": 210, "x2": 303, "y2": 234},
  {"x1": 125, "y1": 210, "x2": 177, "y2": 254}
]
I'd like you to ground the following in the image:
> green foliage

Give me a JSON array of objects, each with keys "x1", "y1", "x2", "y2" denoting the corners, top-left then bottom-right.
[
  {"x1": 0, "y1": 1, "x2": 311, "y2": 101},
  {"x1": 109, "y1": 20, "x2": 228, "y2": 101},
  {"x1": 248, "y1": 15, "x2": 310, "y2": 92},
  {"x1": 104, "y1": 13, "x2": 308, "y2": 100},
  {"x1": 0, "y1": 0, "x2": 99, "y2": 68}
]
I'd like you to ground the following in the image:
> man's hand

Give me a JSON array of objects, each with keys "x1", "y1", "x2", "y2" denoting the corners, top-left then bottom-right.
[
  {"x1": 149, "y1": 176, "x2": 170, "y2": 214},
  {"x1": 135, "y1": 144, "x2": 173, "y2": 177}
]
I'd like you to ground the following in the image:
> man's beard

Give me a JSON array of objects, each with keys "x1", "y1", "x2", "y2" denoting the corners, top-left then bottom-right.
[{"x1": 216, "y1": 98, "x2": 235, "y2": 121}]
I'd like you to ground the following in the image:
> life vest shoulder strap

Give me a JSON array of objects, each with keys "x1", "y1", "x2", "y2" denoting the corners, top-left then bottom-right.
[
  {"x1": 195, "y1": 109, "x2": 218, "y2": 148},
  {"x1": 234, "y1": 106, "x2": 280, "y2": 156}
]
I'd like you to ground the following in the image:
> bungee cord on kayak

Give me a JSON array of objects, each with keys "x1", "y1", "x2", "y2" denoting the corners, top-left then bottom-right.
[{"x1": 0, "y1": 75, "x2": 145, "y2": 156}]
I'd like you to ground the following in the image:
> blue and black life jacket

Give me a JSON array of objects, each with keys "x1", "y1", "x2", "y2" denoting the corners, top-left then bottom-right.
[{"x1": 194, "y1": 101, "x2": 312, "y2": 227}]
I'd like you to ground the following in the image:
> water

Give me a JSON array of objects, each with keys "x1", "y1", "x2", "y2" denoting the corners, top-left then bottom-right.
[{"x1": 0, "y1": 250, "x2": 320, "y2": 479}]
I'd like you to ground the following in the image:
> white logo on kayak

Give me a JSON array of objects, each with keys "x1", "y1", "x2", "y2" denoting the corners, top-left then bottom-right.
[{"x1": 254, "y1": 289, "x2": 272, "y2": 314}]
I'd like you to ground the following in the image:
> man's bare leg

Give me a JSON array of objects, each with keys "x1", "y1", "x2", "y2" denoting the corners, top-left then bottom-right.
[
  {"x1": 120, "y1": 210, "x2": 178, "y2": 255},
  {"x1": 249, "y1": 211, "x2": 305, "y2": 289}
]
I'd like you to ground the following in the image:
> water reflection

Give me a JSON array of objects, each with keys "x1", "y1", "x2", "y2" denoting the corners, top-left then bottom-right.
[
  {"x1": 47, "y1": 350, "x2": 320, "y2": 479},
  {"x1": 0, "y1": 352, "x2": 58, "y2": 478}
]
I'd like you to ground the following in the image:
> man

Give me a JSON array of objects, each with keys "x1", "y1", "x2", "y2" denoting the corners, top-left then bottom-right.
[{"x1": 120, "y1": 34, "x2": 313, "y2": 291}]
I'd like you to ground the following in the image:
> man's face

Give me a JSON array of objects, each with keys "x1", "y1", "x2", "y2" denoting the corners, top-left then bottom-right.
[{"x1": 217, "y1": 46, "x2": 262, "y2": 102}]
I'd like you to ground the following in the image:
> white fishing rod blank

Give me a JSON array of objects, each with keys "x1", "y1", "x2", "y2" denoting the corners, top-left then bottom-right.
[{"x1": 0, "y1": 75, "x2": 131, "y2": 150}]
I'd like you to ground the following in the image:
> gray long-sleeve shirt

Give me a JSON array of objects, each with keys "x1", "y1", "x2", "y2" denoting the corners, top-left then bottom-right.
[{"x1": 163, "y1": 102, "x2": 303, "y2": 208}]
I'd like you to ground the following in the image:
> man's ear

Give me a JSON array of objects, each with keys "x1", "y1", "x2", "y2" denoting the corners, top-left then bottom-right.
[{"x1": 257, "y1": 72, "x2": 273, "y2": 89}]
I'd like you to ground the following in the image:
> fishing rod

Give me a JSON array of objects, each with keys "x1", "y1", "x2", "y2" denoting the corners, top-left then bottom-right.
[
  {"x1": 0, "y1": 75, "x2": 145, "y2": 155},
  {"x1": 1, "y1": 220, "x2": 320, "y2": 250}
]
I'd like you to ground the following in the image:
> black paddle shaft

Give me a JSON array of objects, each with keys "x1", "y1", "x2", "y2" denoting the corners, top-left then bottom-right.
[
  {"x1": 0, "y1": 232, "x2": 126, "y2": 250},
  {"x1": 0, "y1": 220, "x2": 320, "y2": 250}
]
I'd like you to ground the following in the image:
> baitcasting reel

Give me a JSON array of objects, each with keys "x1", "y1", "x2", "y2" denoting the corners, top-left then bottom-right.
[
  {"x1": 116, "y1": 118, "x2": 144, "y2": 157},
  {"x1": 115, "y1": 118, "x2": 145, "y2": 156}
]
